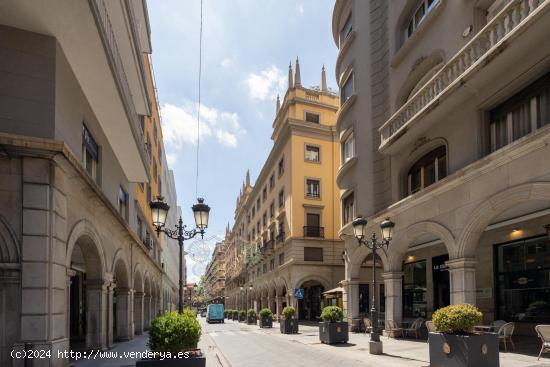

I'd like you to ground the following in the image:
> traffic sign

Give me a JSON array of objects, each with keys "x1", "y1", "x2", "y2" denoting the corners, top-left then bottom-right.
[{"x1": 294, "y1": 288, "x2": 304, "y2": 299}]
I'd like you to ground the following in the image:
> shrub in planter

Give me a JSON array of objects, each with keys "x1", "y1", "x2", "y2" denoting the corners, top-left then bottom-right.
[
  {"x1": 136, "y1": 310, "x2": 205, "y2": 367},
  {"x1": 259, "y1": 308, "x2": 273, "y2": 328},
  {"x1": 280, "y1": 306, "x2": 298, "y2": 334},
  {"x1": 429, "y1": 304, "x2": 498, "y2": 367},
  {"x1": 319, "y1": 306, "x2": 348, "y2": 344},
  {"x1": 232, "y1": 310, "x2": 239, "y2": 320},
  {"x1": 223, "y1": 310, "x2": 228, "y2": 319},
  {"x1": 238, "y1": 310, "x2": 246, "y2": 322},
  {"x1": 247, "y1": 309, "x2": 257, "y2": 324}
]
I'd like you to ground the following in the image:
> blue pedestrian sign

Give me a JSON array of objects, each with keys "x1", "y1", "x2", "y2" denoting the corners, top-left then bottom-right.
[{"x1": 294, "y1": 288, "x2": 304, "y2": 299}]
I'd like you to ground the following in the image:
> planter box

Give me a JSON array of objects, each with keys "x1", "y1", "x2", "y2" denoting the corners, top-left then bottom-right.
[
  {"x1": 238, "y1": 315, "x2": 246, "y2": 322},
  {"x1": 259, "y1": 316, "x2": 273, "y2": 328},
  {"x1": 232, "y1": 314, "x2": 238, "y2": 321},
  {"x1": 247, "y1": 316, "x2": 257, "y2": 325},
  {"x1": 136, "y1": 356, "x2": 206, "y2": 367},
  {"x1": 319, "y1": 321, "x2": 348, "y2": 344},
  {"x1": 280, "y1": 318, "x2": 298, "y2": 334},
  {"x1": 428, "y1": 332, "x2": 499, "y2": 367}
]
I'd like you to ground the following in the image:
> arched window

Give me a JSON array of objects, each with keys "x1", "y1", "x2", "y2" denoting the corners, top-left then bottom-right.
[{"x1": 407, "y1": 146, "x2": 447, "y2": 195}]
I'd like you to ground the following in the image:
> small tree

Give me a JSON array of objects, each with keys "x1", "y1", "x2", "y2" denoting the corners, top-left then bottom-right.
[
  {"x1": 247, "y1": 309, "x2": 257, "y2": 317},
  {"x1": 148, "y1": 310, "x2": 201, "y2": 353},
  {"x1": 282, "y1": 306, "x2": 296, "y2": 319},
  {"x1": 320, "y1": 306, "x2": 344, "y2": 323},
  {"x1": 259, "y1": 308, "x2": 273, "y2": 318},
  {"x1": 432, "y1": 304, "x2": 482, "y2": 334}
]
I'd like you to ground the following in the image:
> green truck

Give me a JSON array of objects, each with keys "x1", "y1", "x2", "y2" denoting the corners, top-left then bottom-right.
[{"x1": 206, "y1": 303, "x2": 225, "y2": 323}]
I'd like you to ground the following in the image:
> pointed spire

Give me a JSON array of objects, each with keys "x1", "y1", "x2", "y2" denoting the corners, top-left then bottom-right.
[
  {"x1": 321, "y1": 64, "x2": 328, "y2": 92},
  {"x1": 294, "y1": 57, "x2": 301, "y2": 87},
  {"x1": 276, "y1": 95, "x2": 281, "y2": 113},
  {"x1": 246, "y1": 169, "x2": 250, "y2": 187},
  {"x1": 288, "y1": 61, "x2": 294, "y2": 89}
]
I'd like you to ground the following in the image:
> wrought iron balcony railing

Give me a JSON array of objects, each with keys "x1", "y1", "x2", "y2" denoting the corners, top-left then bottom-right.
[{"x1": 303, "y1": 226, "x2": 325, "y2": 238}]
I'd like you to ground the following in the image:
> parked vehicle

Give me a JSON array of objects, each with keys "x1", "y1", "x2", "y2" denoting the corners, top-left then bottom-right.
[{"x1": 206, "y1": 304, "x2": 224, "y2": 323}]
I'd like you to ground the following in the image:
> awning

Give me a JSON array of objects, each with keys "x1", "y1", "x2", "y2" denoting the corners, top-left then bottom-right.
[{"x1": 323, "y1": 287, "x2": 344, "y2": 295}]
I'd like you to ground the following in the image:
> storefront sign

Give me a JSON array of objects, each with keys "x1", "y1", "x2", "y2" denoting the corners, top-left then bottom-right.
[{"x1": 294, "y1": 288, "x2": 304, "y2": 299}]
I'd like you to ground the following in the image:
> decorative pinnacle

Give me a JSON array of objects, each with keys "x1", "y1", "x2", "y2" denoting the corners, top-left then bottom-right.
[
  {"x1": 294, "y1": 57, "x2": 301, "y2": 86},
  {"x1": 288, "y1": 61, "x2": 294, "y2": 89}
]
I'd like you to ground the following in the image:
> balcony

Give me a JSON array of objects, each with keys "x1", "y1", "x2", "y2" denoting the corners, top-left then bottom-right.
[
  {"x1": 303, "y1": 226, "x2": 325, "y2": 238},
  {"x1": 276, "y1": 232, "x2": 286, "y2": 244},
  {"x1": 379, "y1": 0, "x2": 550, "y2": 153}
]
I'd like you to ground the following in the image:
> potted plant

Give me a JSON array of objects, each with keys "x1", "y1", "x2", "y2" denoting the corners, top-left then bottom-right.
[
  {"x1": 247, "y1": 309, "x2": 257, "y2": 324},
  {"x1": 231, "y1": 310, "x2": 238, "y2": 321},
  {"x1": 259, "y1": 308, "x2": 273, "y2": 328},
  {"x1": 319, "y1": 306, "x2": 348, "y2": 344},
  {"x1": 429, "y1": 304, "x2": 498, "y2": 367},
  {"x1": 223, "y1": 310, "x2": 228, "y2": 319},
  {"x1": 136, "y1": 310, "x2": 205, "y2": 366},
  {"x1": 238, "y1": 310, "x2": 246, "y2": 322},
  {"x1": 280, "y1": 306, "x2": 298, "y2": 334}
]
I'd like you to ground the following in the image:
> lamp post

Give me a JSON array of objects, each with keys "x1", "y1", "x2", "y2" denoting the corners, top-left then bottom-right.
[
  {"x1": 150, "y1": 196, "x2": 210, "y2": 314},
  {"x1": 352, "y1": 216, "x2": 395, "y2": 352}
]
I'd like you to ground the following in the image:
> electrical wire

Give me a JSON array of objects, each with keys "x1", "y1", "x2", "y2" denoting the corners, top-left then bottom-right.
[{"x1": 195, "y1": 0, "x2": 204, "y2": 198}]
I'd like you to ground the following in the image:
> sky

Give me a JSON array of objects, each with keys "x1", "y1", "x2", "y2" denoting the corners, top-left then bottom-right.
[{"x1": 147, "y1": 0, "x2": 338, "y2": 282}]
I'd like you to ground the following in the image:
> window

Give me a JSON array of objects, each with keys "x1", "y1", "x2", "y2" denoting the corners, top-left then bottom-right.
[
  {"x1": 341, "y1": 73, "x2": 354, "y2": 105},
  {"x1": 158, "y1": 176, "x2": 162, "y2": 195},
  {"x1": 153, "y1": 160, "x2": 158, "y2": 181},
  {"x1": 304, "y1": 247, "x2": 323, "y2": 262},
  {"x1": 137, "y1": 216, "x2": 143, "y2": 238},
  {"x1": 153, "y1": 123, "x2": 158, "y2": 144},
  {"x1": 263, "y1": 186, "x2": 267, "y2": 201},
  {"x1": 118, "y1": 186, "x2": 128, "y2": 221},
  {"x1": 247, "y1": 214, "x2": 251, "y2": 224},
  {"x1": 407, "y1": 146, "x2": 447, "y2": 195},
  {"x1": 263, "y1": 212, "x2": 267, "y2": 227},
  {"x1": 270, "y1": 202, "x2": 275, "y2": 218},
  {"x1": 269, "y1": 173, "x2": 275, "y2": 190},
  {"x1": 342, "y1": 192, "x2": 355, "y2": 225},
  {"x1": 496, "y1": 235, "x2": 550, "y2": 323},
  {"x1": 278, "y1": 189, "x2": 285, "y2": 208},
  {"x1": 270, "y1": 259, "x2": 275, "y2": 270},
  {"x1": 339, "y1": 13, "x2": 352, "y2": 46},
  {"x1": 139, "y1": 115, "x2": 145, "y2": 133},
  {"x1": 402, "y1": 260, "x2": 427, "y2": 318},
  {"x1": 146, "y1": 183, "x2": 152, "y2": 203},
  {"x1": 405, "y1": 0, "x2": 439, "y2": 40},
  {"x1": 278, "y1": 157, "x2": 285, "y2": 176},
  {"x1": 342, "y1": 133, "x2": 355, "y2": 163},
  {"x1": 279, "y1": 252, "x2": 285, "y2": 265},
  {"x1": 158, "y1": 145, "x2": 162, "y2": 160},
  {"x1": 252, "y1": 206, "x2": 256, "y2": 217},
  {"x1": 82, "y1": 124, "x2": 99, "y2": 181},
  {"x1": 146, "y1": 133, "x2": 152, "y2": 163},
  {"x1": 305, "y1": 112, "x2": 320, "y2": 124},
  {"x1": 305, "y1": 179, "x2": 320, "y2": 198},
  {"x1": 305, "y1": 145, "x2": 320, "y2": 162},
  {"x1": 256, "y1": 198, "x2": 261, "y2": 211},
  {"x1": 305, "y1": 213, "x2": 323, "y2": 237},
  {"x1": 256, "y1": 221, "x2": 260, "y2": 233},
  {"x1": 278, "y1": 218, "x2": 285, "y2": 238}
]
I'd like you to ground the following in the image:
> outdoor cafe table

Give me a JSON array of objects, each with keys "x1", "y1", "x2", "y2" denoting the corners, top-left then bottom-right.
[{"x1": 473, "y1": 325, "x2": 494, "y2": 332}]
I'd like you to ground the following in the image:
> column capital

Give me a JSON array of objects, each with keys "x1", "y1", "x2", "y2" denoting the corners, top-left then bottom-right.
[
  {"x1": 381, "y1": 271, "x2": 404, "y2": 280},
  {"x1": 340, "y1": 279, "x2": 361, "y2": 286},
  {"x1": 134, "y1": 291, "x2": 144, "y2": 297},
  {"x1": 446, "y1": 258, "x2": 478, "y2": 270}
]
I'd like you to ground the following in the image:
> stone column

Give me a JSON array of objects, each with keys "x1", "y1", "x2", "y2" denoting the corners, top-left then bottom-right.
[
  {"x1": 447, "y1": 258, "x2": 478, "y2": 305},
  {"x1": 134, "y1": 292, "x2": 144, "y2": 335},
  {"x1": 341, "y1": 279, "x2": 360, "y2": 322},
  {"x1": 145, "y1": 295, "x2": 152, "y2": 330},
  {"x1": 106, "y1": 282, "x2": 115, "y2": 348},
  {"x1": 275, "y1": 296, "x2": 282, "y2": 319},
  {"x1": 115, "y1": 288, "x2": 132, "y2": 341},
  {"x1": 382, "y1": 272, "x2": 403, "y2": 324},
  {"x1": 86, "y1": 280, "x2": 108, "y2": 350}
]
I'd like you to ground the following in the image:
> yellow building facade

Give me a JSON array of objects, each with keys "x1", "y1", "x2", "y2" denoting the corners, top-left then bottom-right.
[{"x1": 224, "y1": 60, "x2": 344, "y2": 320}]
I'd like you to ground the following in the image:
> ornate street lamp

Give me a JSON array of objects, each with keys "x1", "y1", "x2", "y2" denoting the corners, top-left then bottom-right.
[
  {"x1": 150, "y1": 196, "x2": 210, "y2": 314},
  {"x1": 352, "y1": 216, "x2": 395, "y2": 352}
]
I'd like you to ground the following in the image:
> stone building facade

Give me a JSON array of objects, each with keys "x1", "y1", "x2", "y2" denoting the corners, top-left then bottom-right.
[
  {"x1": 0, "y1": 1, "x2": 179, "y2": 365},
  {"x1": 224, "y1": 61, "x2": 345, "y2": 320},
  {"x1": 332, "y1": 0, "x2": 550, "y2": 334},
  {"x1": 204, "y1": 241, "x2": 226, "y2": 302}
]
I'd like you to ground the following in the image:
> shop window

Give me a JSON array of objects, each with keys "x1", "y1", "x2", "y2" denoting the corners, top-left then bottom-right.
[
  {"x1": 407, "y1": 146, "x2": 447, "y2": 195},
  {"x1": 496, "y1": 235, "x2": 550, "y2": 323},
  {"x1": 402, "y1": 260, "x2": 427, "y2": 318},
  {"x1": 359, "y1": 284, "x2": 370, "y2": 314},
  {"x1": 304, "y1": 247, "x2": 323, "y2": 262}
]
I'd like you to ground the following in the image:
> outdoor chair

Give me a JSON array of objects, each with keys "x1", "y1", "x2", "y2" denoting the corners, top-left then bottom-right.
[
  {"x1": 385, "y1": 319, "x2": 404, "y2": 338},
  {"x1": 535, "y1": 325, "x2": 550, "y2": 360},
  {"x1": 497, "y1": 322, "x2": 515, "y2": 352},
  {"x1": 425, "y1": 320, "x2": 437, "y2": 343},
  {"x1": 363, "y1": 317, "x2": 372, "y2": 334},
  {"x1": 491, "y1": 319, "x2": 507, "y2": 332},
  {"x1": 404, "y1": 318, "x2": 424, "y2": 339}
]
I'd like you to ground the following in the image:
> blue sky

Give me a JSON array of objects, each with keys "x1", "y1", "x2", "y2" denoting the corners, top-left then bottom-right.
[{"x1": 147, "y1": 0, "x2": 337, "y2": 281}]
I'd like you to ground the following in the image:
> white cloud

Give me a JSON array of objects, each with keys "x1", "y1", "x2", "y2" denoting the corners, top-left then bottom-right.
[
  {"x1": 161, "y1": 102, "x2": 244, "y2": 156},
  {"x1": 245, "y1": 65, "x2": 286, "y2": 101}
]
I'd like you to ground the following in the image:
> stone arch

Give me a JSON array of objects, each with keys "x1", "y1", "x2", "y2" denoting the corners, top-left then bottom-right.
[
  {"x1": 348, "y1": 243, "x2": 390, "y2": 278},
  {"x1": 386, "y1": 220, "x2": 456, "y2": 270},
  {"x1": 293, "y1": 274, "x2": 331, "y2": 291},
  {"x1": 457, "y1": 182, "x2": 550, "y2": 258},
  {"x1": 111, "y1": 248, "x2": 129, "y2": 277},
  {"x1": 143, "y1": 274, "x2": 152, "y2": 330},
  {"x1": 66, "y1": 219, "x2": 106, "y2": 278},
  {"x1": 0, "y1": 214, "x2": 20, "y2": 263}
]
